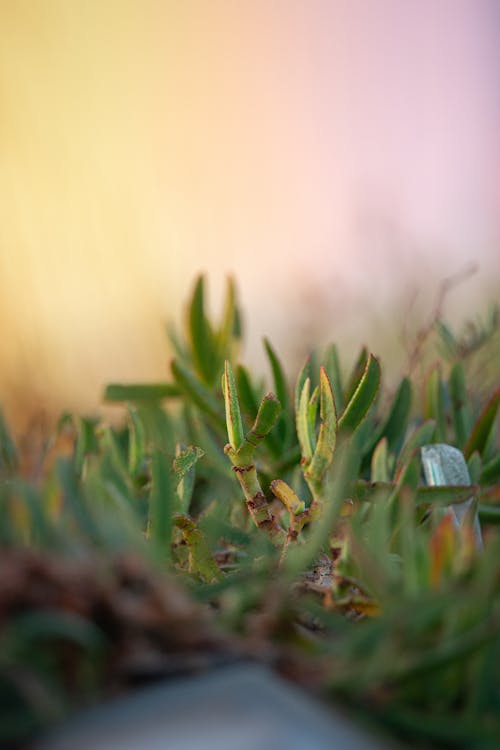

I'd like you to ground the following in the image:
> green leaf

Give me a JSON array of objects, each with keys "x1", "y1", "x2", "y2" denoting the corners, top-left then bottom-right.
[
  {"x1": 448, "y1": 362, "x2": 472, "y2": 448},
  {"x1": 74, "y1": 417, "x2": 99, "y2": 476},
  {"x1": 297, "y1": 377, "x2": 315, "y2": 461},
  {"x1": 423, "y1": 366, "x2": 447, "y2": 442},
  {"x1": 338, "y1": 354, "x2": 381, "y2": 434},
  {"x1": 464, "y1": 388, "x2": 500, "y2": 460},
  {"x1": 236, "y1": 365, "x2": 260, "y2": 420},
  {"x1": 372, "y1": 377, "x2": 412, "y2": 455},
  {"x1": 223, "y1": 360, "x2": 245, "y2": 451},
  {"x1": 343, "y1": 347, "x2": 368, "y2": 405},
  {"x1": 216, "y1": 276, "x2": 239, "y2": 360},
  {"x1": 467, "y1": 451, "x2": 482, "y2": 485},
  {"x1": 97, "y1": 427, "x2": 132, "y2": 493},
  {"x1": 149, "y1": 449, "x2": 175, "y2": 556},
  {"x1": 480, "y1": 453, "x2": 500, "y2": 484},
  {"x1": 127, "y1": 407, "x2": 146, "y2": 477},
  {"x1": 188, "y1": 275, "x2": 217, "y2": 384},
  {"x1": 308, "y1": 385, "x2": 320, "y2": 442},
  {"x1": 171, "y1": 359, "x2": 224, "y2": 430},
  {"x1": 294, "y1": 358, "x2": 310, "y2": 417},
  {"x1": 323, "y1": 343, "x2": 344, "y2": 413},
  {"x1": 371, "y1": 437, "x2": 389, "y2": 482},
  {"x1": 235, "y1": 393, "x2": 282, "y2": 465},
  {"x1": 248, "y1": 393, "x2": 282, "y2": 441},
  {"x1": 306, "y1": 367, "x2": 337, "y2": 483},
  {"x1": 103, "y1": 383, "x2": 181, "y2": 402},
  {"x1": 478, "y1": 504, "x2": 500, "y2": 524},
  {"x1": 263, "y1": 337, "x2": 289, "y2": 442}
]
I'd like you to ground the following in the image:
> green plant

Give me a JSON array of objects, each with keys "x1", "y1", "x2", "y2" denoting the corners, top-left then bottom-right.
[{"x1": 0, "y1": 275, "x2": 499, "y2": 748}]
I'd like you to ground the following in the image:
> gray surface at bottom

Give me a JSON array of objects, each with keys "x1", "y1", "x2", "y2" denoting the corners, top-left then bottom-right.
[{"x1": 35, "y1": 664, "x2": 392, "y2": 750}]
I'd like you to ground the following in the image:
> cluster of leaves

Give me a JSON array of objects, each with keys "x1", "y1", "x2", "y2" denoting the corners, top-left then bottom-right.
[{"x1": 1, "y1": 275, "x2": 499, "y2": 748}]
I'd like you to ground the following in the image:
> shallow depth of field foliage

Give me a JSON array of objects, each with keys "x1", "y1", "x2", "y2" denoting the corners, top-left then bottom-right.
[{"x1": 1, "y1": 276, "x2": 499, "y2": 748}]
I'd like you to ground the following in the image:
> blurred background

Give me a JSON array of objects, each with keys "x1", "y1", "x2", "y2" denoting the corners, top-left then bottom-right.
[{"x1": 1, "y1": 0, "x2": 499, "y2": 432}]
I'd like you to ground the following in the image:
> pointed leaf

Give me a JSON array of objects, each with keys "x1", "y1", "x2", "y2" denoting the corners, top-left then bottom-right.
[
  {"x1": 323, "y1": 343, "x2": 344, "y2": 412},
  {"x1": 149, "y1": 449, "x2": 175, "y2": 555},
  {"x1": 338, "y1": 354, "x2": 381, "y2": 434},
  {"x1": 236, "y1": 393, "x2": 282, "y2": 465},
  {"x1": 188, "y1": 275, "x2": 216, "y2": 384},
  {"x1": 263, "y1": 337, "x2": 290, "y2": 442},
  {"x1": 378, "y1": 377, "x2": 412, "y2": 453},
  {"x1": 223, "y1": 360, "x2": 245, "y2": 451},
  {"x1": 343, "y1": 346, "x2": 368, "y2": 405},
  {"x1": 463, "y1": 388, "x2": 500, "y2": 460},
  {"x1": 423, "y1": 366, "x2": 447, "y2": 442},
  {"x1": 216, "y1": 276, "x2": 239, "y2": 359},
  {"x1": 297, "y1": 377, "x2": 314, "y2": 461},
  {"x1": 74, "y1": 417, "x2": 99, "y2": 475},
  {"x1": 371, "y1": 437, "x2": 389, "y2": 482},
  {"x1": 294, "y1": 358, "x2": 310, "y2": 418},
  {"x1": 306, "y1": 367, "x2": 337, "y2": 482},
  {"x1": 467, "y1": 451, "x2": 482, "y2": 485},
  {"x1": 235, "y1": 365, "x2": 259, "y2": 417}
]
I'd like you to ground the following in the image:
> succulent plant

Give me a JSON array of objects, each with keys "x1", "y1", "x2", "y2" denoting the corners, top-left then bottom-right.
[{"x1": 0, "y1": 275, "x2": 499, "y2": 748}]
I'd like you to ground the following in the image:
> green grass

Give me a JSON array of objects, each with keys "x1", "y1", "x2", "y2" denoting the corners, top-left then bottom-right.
[{"x1": 0, "y1": 275, "x2": 499, "y2": 748}]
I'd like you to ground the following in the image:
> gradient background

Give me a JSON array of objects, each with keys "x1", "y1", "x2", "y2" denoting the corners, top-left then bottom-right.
[{"x1": 1, "y1": 1, "x2": 499, "y2": 430}]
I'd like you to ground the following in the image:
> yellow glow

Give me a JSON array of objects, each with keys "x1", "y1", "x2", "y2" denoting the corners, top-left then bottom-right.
[{"x1": 1, "y1": 2, "x2": 498, "y2": 429}]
